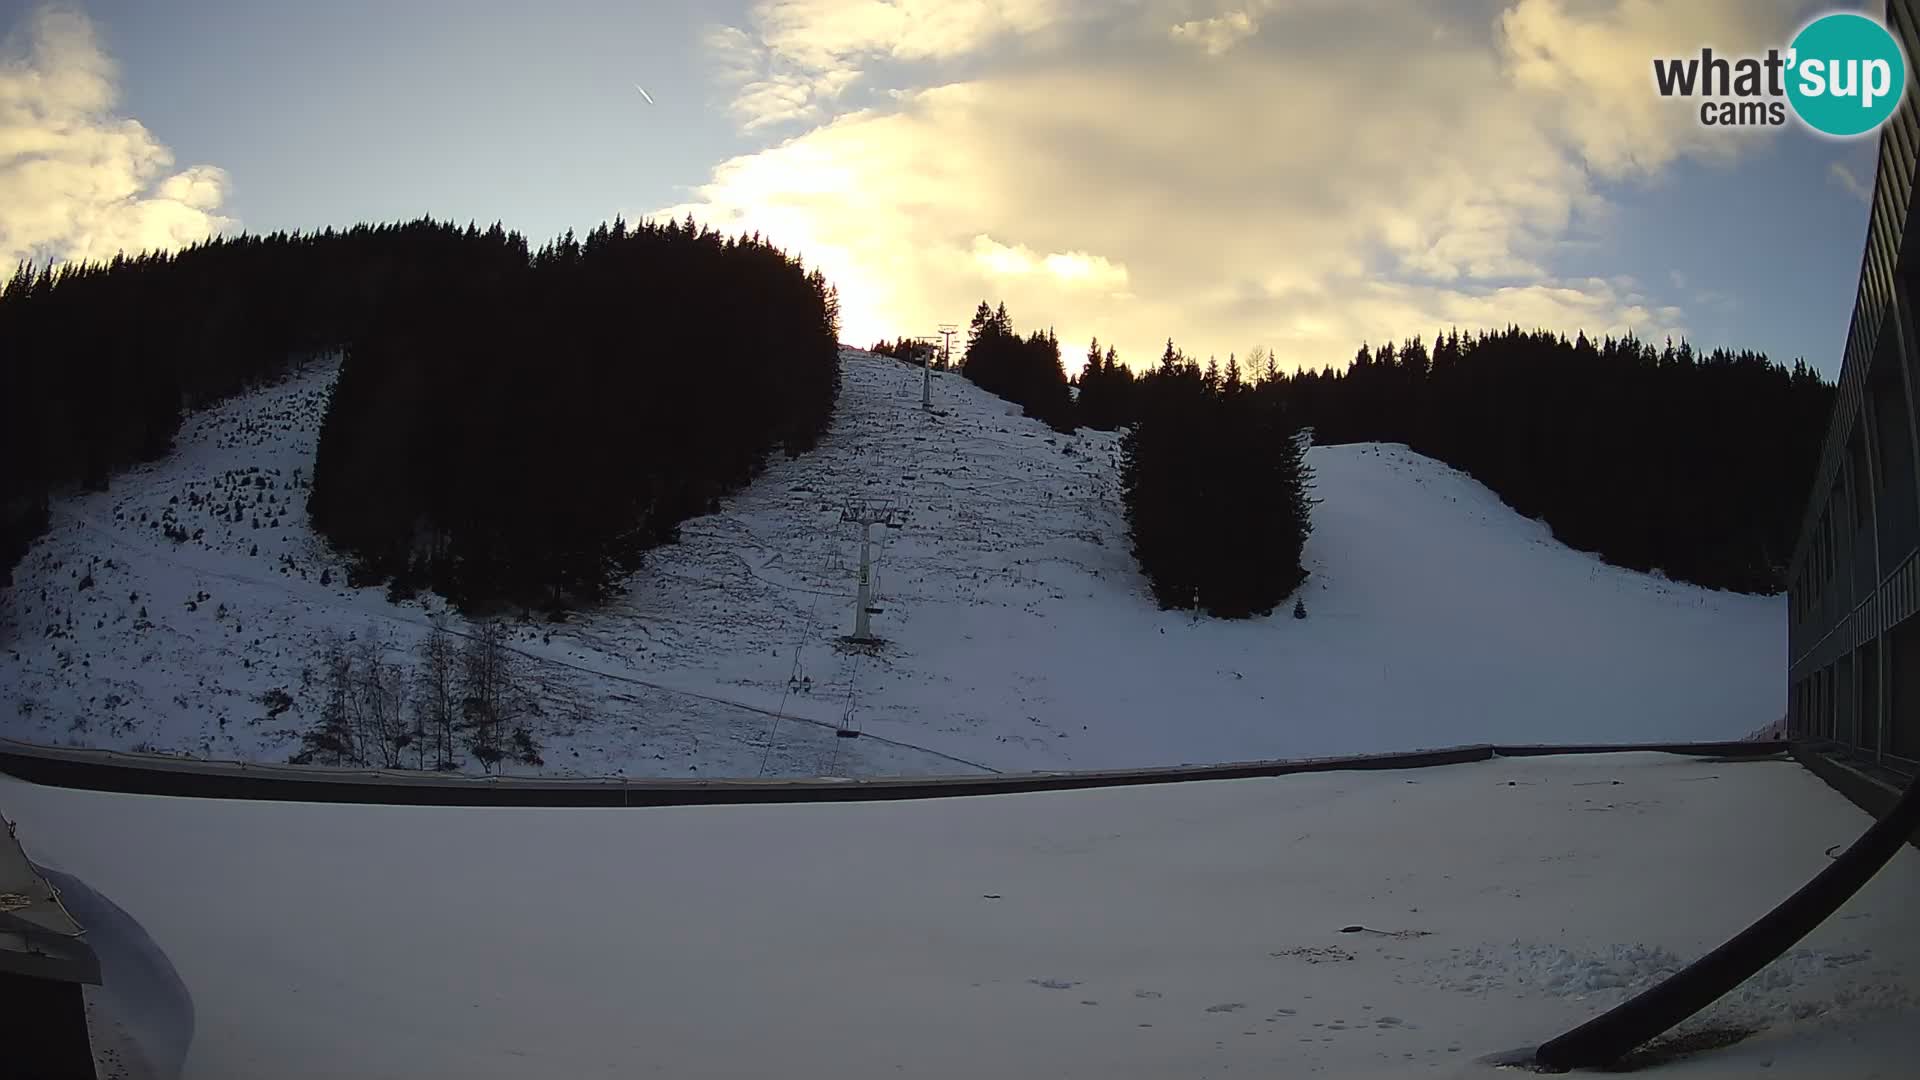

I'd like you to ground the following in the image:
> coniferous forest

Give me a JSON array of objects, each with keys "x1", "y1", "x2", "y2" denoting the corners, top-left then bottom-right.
[
  {"x1": 1121, "y1": 342, "x2": 1314, "y2": 617},
  {"x1": 0, "y1": 218, "x2": 841, "y2": 607},
  {"x1": 869, "y1": 337, "x2": 947, "y2": 368},
  {"x1": 874, "y1": 306, "x2": 1310, "y2": 616},
  {"x1": 309, "y1": 218, "x2": 841, "y2": 609},
  {"x1": 959, "y1": 301, "x2": 1076, "y2": 433},
  {"x1": 1, "y1": 220, "x2": 519, "y2": 586},
  {"x1": 1074, "y1": 336, "x2": 1139, "y2": 431},
  {"x1": 1268, "y1": 328, "x2": 1832, "y2": 594},
  {"x1": 865, "y1": 304, "x2": 1832, "y2": 604},
  {"x1": 4, "y1": 231, "x2": 1828, "y2": 612},
  {"x1": 1040, "y1": 323, "x2": 1830, "y2": 599}
]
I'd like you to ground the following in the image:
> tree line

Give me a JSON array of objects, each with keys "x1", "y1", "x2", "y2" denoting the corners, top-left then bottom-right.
[
  {"x1": 306, "y1": 216, "x2": 842, "y2": 610},
  {"x1": 0, "y1": 216, "x2": 842, "y2": 612},
  {"x1": 919, "y1": 301, "x2": 1830, "y2": 596},
  {"x1": 0, "y1": 219, "x2": 535, "y2": 586},
  {"x1": 928, "y1": 304, "x2": 1312, "y2": 616},
  {"x1": 1269, "y1": 328, "x2": 1831, "y2": 593},
  {"x1": 958, "y1": 301, "x2": 1076, "y2": 432},
  {"x1": 1075, "y1": 337, "x2": 1141, "y2": 431},
  {"x1": 870, "y1": 337, "x2": 949, "y2": 369},
  {"x1": 1122, "y1": 343, "x2": 1315, "y2": 617}
]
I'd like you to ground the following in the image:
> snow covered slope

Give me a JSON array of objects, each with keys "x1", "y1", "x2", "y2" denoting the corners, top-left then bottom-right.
[{"x1": 0, "y1": 350, "x2": 1784, "y2": 777}]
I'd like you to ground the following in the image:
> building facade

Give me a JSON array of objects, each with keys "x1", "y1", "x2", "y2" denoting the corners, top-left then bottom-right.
[{"x1": 1786, "y1": 0, "x2": 1920, "y2": 775}]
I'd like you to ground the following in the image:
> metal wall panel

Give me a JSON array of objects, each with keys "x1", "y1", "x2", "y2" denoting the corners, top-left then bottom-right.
[{"x1": 1787, "y1": 0, "x2": 1920, "y2": 771}]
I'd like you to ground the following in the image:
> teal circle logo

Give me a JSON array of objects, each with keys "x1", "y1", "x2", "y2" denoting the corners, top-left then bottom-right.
[{"x1": 1787, "y1": 13, "x2": 1908, "y2": 136}]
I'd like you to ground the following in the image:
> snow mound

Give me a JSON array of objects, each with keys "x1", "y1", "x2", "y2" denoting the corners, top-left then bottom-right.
[
  {"x1": 1424, "y1": 941, "x2": 1908, "y2": 1024},
  {"x1": 0, "y1": 349, "x2": 1783, "y2": 776}
]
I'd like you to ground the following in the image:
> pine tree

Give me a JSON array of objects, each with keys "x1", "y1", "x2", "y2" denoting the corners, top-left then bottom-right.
[{"x1": 967, "y1": 301, "x2": 993, "y2": 351}]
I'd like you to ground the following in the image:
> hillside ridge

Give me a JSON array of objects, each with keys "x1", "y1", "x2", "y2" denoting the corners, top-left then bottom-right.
[{"x1": 0, "y1": 350, "x2": 1782, "y2": 777}]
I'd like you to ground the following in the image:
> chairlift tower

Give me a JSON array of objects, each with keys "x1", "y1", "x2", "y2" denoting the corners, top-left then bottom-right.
[
  {"x1": 841, "y1": 499, "x2": 897, "y2": 644},
  {"x1": 930, "y1": 324, "x2": 958, "y2": 407}
]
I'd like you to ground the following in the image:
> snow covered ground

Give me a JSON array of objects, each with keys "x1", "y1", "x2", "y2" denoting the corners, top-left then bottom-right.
[
  {"x1": 4, "y1": 751, "x2": 1913, "y2": 1078},
  {"x1": 0, "y1": 350, "x2": 1784, "y2": 778}
]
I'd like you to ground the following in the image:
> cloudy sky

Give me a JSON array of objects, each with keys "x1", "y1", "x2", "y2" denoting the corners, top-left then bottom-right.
[{"x1": 2, "y1": 0, "x2": 1884, "y2": 376}]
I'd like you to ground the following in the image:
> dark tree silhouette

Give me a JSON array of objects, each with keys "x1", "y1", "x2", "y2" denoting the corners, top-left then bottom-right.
[
  {"x1": 0, "y1": 216, "x2": 842, "y2": 608},
  {"x1": 1122, "y1": 343, "x2": 1313, "y2": 618},
  {"x1": 869, "y1": 337, "x2": 938, "y2": 366},
  {"x1": 308, "y1": 217, "x2": 842, "y2": 610},
  {"x1": 1075, "y1": 339, "x2": 1138, "y2": 430},
  {"x1": 1270, "y1": 327, "x2": 1832, "y2": 593},
  {"x1": 0, "y1": 219, "x2": 533, "y2": 585},
  {"x1": 960, "y1": 301, "x2": 1075, "y2": 432}
]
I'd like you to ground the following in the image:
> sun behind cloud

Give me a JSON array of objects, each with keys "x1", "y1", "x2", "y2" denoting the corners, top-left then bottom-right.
[{"x1": 664, "y1": 0, "x2": 1807, "y2": 372}]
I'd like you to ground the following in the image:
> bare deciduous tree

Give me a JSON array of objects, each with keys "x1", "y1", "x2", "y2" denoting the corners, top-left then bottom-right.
[
  {"x1": 413, "y1": 614, "x2": 460, "y2": 771},
  {"x1": 459, "y1": 618, "x2": 521, "y2": 774},
  {"x1": 297, "y1": 630, "x2": 356, "y2": 765},
  {"x1": 351, "y1": 623, "x2": 411, "y2": 768},
  {"x1": 295, "y1": 617, "x2": 547, "y2": 774}
]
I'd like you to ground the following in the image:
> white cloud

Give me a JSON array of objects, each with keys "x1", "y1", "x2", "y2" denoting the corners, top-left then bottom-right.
[
  {"x1": 708, "y1": 0, "x2": 1080, "y2": 129},
  {"x1": 1497, "y1": 0, "x2": 1804, "y2": 176},
  {"x1": 0, "y1": 7, "x2": 234, "y2": 270},
  {"x1": 1170, "y1": 10, "x2": 1259, "y2": 56},
  {"x1": 1828, "y1": 160, "x2": 1872, "y2": 203},
  {"x1": 1166, "y1": 0, "x2": 1374, "y2": 57},
  {"x1": 753, "y1": 0, "x2": 1073, "y2": 68},
  {"x1": 1041, "y1": 250, "x2": 1129, "y2": 290},
  {"x1": 669, "y1": 1, "x2": 1782, "y2": 369},
  {"x1": 971, "y1": 234, "x2": 1035, "y2": 275},
  {"x1": 972, "y1": 235, "x2": 1130, "y2": 291}
]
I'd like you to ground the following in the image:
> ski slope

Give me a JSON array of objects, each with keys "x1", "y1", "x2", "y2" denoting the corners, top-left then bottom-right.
[{"x1": 0, "y1": 350, "x2": 1784, "y2": 777}]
